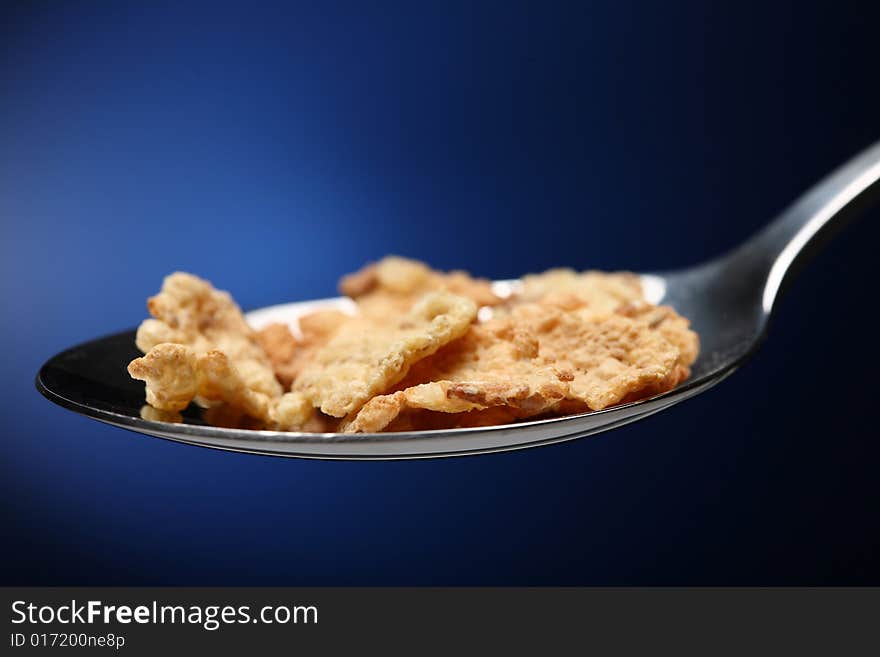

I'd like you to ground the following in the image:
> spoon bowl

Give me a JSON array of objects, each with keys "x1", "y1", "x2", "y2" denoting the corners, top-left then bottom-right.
[{"x1": 36, "y1": 141, "x2": 880, "y2": 458}]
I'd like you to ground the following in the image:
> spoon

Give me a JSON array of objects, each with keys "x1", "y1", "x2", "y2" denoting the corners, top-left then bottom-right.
[{"x1": 36, "y1": 140, "x2": 880, "y2": 459}]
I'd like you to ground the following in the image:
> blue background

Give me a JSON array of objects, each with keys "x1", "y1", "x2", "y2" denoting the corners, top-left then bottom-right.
[{"x1": 2, "y1": 1, "x2": 878, "y2": 584}]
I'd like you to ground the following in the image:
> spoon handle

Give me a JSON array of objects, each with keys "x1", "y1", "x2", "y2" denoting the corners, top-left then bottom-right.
[{"x1": 742, "y1": 140, "x2": 880, "y2": 313}]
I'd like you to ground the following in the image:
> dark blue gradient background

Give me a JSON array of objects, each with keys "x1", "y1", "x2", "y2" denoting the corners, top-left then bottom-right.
[{"x1": 2, "y1": 1, "x2": 878, "y2": 584}]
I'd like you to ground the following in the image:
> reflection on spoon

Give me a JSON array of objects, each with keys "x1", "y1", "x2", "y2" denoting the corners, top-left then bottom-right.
[
  {"x1": 139, "y1": 405, "x2": 182, "y2": 424},
  {"x1": 140, "y1": 403, "x2": 264, "y2": 429}
]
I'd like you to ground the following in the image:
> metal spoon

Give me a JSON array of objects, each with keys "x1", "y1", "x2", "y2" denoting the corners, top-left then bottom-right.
[{"x1": 36, "y1": 140, "x2": 880, "y2": 459}]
